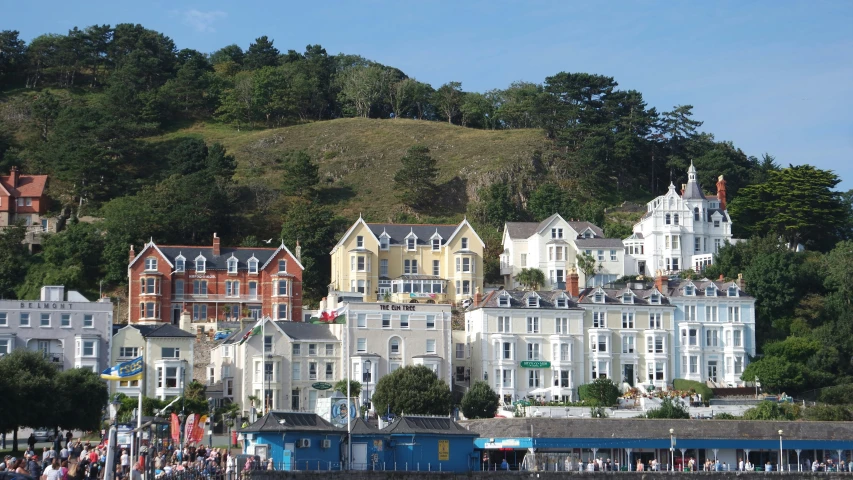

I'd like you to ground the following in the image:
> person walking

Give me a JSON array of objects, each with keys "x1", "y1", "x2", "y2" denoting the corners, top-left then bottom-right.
[{"x1": 43, "y1": 459, "x2": 62, "y2": 480}]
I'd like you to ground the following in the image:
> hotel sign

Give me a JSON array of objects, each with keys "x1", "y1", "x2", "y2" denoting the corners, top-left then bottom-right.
[{"x1": 520, "y1": 361, "x2": 551, "y2": 368}]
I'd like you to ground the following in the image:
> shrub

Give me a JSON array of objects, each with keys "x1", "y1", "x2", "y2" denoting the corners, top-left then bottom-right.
[
  {"x1": 461, "y1": 381, "x2": 499, "y2": 419},
  {"x1": 645, "y1": 397, "x2": 690, "y2": 419},
  {"x1": 742, "y1": 401, "x2": 800, "y2": 421},
  {"x1": 714, "y1": 412, "x2": 739, "y2": 420},
  {"x1": 578, "y1": 378, "x2": 620, "y2": 406},
  {"x1": 672, "y1": 379, "x2": 714, "y2": 402},
  {"x1": 818, "y1": 384, "x2": 853, "y2": 405},
  {"x1": 803, "y1": 405, "x2": 853, "y2": 422}
]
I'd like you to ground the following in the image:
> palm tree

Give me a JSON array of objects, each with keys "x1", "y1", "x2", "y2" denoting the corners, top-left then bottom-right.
[
  {"x1": 576, "y1": 252, "x2": 601, "y2": 287},
  {"x1": 514, "y1": 268, "x2": 546, "y2": 290}
]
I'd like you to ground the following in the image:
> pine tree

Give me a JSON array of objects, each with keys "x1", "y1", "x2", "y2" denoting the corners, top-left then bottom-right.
[{"x1": 393, "y1": 145, "x2": 439, "y2": 210}]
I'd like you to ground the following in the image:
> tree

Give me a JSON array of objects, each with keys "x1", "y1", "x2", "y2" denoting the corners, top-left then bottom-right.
[
  {"x1": 576, "y1": 252, "x2": 599, "y2": 287},
  {"x1": 644, "y1": 397, "x2": 690, "y2": 419},
  {"x1": 280, "y1": 201, "x2": 341, "y2": 301},
  {"x1": 741, "y1": 356, "x2": 806, "y2": 393},
  {"x1": 460, "y1": 381, "x2": 499, "y2": 419},
  {"x1": 478, "y1": 183, "x2": 519, "y2": 228},
  {"x1": 393, "y1": 145, "x2": 439, "y2": 210},
  {"x1": 514, "y1": 268, "x2": 545, "y2": 290},
  {"x1": 0, "y1": 350, "x2": 58, "y2": 451},
  {"x1": 210, "y1": 44, "x2": 244, "y2": 67},
  {"x1": 370, "y1": 365, "x2": 451, "y2": 416},
  {"x1": 338, "y1": 64, "x2": 390, "y2": 118},
  {"x1": 52, "y1": 367, "x2": 109, "y2": 431},
  {"x1": 823, "y1": 240, "x2": 853, "y2": 307},
  {"x1": 729, "y1": 165, "x2": 848, "y2": 252},
  {"x1": 741, "y1": 401, "x2": 800, "y2": 421},
  {"x1": 434, "y1": 81, "x2": 463, "y2": 124},
  {"x1": 30, "y1": 91, "x2": 61, "y2": 141},
  {"x1": 0, "y1": 224, "x2": 28, "y2": 299},
  {"x1": 243, "y1": 36, "x2": 280, "y2": 70},
  {"x1": 0, "y1": 30, "x2": 26, "y2": 87},
  {"x1": 334, "y1": 379, "x2": 362, "y2": 399},
  {"x1": 578, "y1": 378, "x2": 620, "y2": 406},
  {"x1": 387, "y1": 77, "x2": 417, "y2": 119},
  {"x1": 279, "y1": 150, "x2": 319, "y2": 197}
]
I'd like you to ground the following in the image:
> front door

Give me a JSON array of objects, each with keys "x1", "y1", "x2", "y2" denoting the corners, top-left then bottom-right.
[
  {"x1": 623, "y1": 364, "x2": 635, "y2": 386},
  {"x1": 638, "y1": 261, "x2": 646, "y2": 276},
  {"x1": 707, "y1": 361, "x2": 718, "y2": 383},
  {"x1": 352, "y1": 443, "x2": 368, "y2": 470}
]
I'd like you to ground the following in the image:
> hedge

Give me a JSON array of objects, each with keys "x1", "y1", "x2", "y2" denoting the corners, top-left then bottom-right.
[{"x1": 672, "y1": 378, "x2": 714, "y2": 401}]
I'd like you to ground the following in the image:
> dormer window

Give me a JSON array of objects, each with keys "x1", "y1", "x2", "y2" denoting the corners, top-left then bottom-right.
[
  {"x1": 432, "y1": 237, "x2": 441, "y2": 251},
  {"x1": 685, "y1": 285, "x2": 695, "y2": 296},
  {"x1": 593, "y1": 292, "x2": 604, "y2": 303},
  {"x1": 248, "y1": 256, "x2": 259, "y2": 274},
  {"x1": 583, "y1": 230, "x2": 593, "y2": 239},
  {"x1": 461, "y1": 237, "x2": 469, "y2": 250},
  {"x1": 406, "y1": 235, "x2": 417, "y2": 251},
  {"x1": 379, "y1": 233, "x2": 389, "y2": 251},
  {"x1": 527, "y1": 296, "x2": 539, "y2": 308},
  {"x1": 195, "y1": 255, "x2": 206, "y2": 273},
  {"x1": 227, "y1": 256, "x2": 238, "y2": 274},
  {"x1": 551, "y1": 228, "x2": 563, "y2": 239},
  {"x1": 622, "y1": 293, "x2": 633, "y2": 304},
  {"x1": 144, "y1": 257, "x2": 157, "y2": 271},
  {"x1": 649, "y1": 293, "x2": 660, "y2": 305},
  {"x1": 498, "y1": 294, "x2": 511, "y2": 308},
  {"x1": 728, "y1": 286, "x2": 738, "y2": 297},
  {"x1": 706, "y1": 286, "x2": 716, "y2": 297},
  {"x1": 356, "y1": 235, "x2": 364, "y2": 248},
  {"x1": 556, "y1": 296, "x2": 568, "y2": 308},
  {"x1": 175, "y1": 255, "x2": 185, "y2": 272}
]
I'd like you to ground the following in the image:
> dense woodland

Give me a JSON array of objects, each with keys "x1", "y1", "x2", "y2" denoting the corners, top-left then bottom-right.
[{"x1": 0, "y1": 25, "x2": 852, "y2": 398}]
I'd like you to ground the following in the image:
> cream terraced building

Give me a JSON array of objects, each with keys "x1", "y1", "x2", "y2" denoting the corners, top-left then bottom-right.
[{"x1": 330, "y1": 217, "x2": 485, "y2": 305}]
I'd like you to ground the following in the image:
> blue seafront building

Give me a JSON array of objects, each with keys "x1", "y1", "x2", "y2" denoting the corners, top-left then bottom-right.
[{"x1": 239, "y1": 412, "x2": 479, "y2": 472}]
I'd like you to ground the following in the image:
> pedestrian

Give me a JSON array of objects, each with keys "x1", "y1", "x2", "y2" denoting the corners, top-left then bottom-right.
[
  {"x1": 16, "y1": 458, "x2": 31, "y2": 475},
  {"x1": 130, "y1": 464, "x2": 142, "y2": 480},
  {"x1": 44, "y1": 459, "x2": 63, "y2": 480},
  {"x1": 65, "y1": 432, "x2": 73, "y2": 449},
  {"x1": 28, "y1": 434, "x2": 36, "y2": 452},
  {"x1": 120, "y1": 449, "x2": 129, "y2": 475},
  {"x1": 501, "y1": 458, "x2": 509, "y2": 470},
  {"x1": 738, "y1": 458, "x2": 744, "y2": 471},
  {"x1": 60, "y1": 460, "x2": 68, "y2": 480},
  {"x1": 28, "y1": 455, "x2": 42, "y2": 478}
]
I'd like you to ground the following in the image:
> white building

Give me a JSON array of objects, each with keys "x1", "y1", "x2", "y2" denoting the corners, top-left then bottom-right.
[
  {"x1": 624, "y1": 163, "x2": 733, "y2": 276},
  {"x1": 0, "y1": 285, "x2": 113, "y2": 372},
  {"x1": 665, "y1": 275, "x2": 756, "y2": 387},
  {"x1": 464, "y1": 282, "x2": 585, "y2": 405},
  {"x1": 210, "y1": 317, "x2": 342, "y2": 418},
  {"x1": 500, "y1": 214, "x2": 627, "y2": 288}
]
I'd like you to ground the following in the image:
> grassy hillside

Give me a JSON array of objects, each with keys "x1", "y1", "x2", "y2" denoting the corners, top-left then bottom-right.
[{"x1": 148, "y1": 118, "x2": 549, "y2": 220}]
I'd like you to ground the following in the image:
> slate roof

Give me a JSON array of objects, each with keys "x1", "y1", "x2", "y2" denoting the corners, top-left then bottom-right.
[
  {"x1": 350, "y1": 418, "x2": 379, "y2": 435},
  {"x1": 381, "y1": 415, "x2": 478, "y2": 436},
  {"x1": 663, "y1": 278, "x2": 750, "y2": 299},
  {"x1": 574, "y1": 238, "x2": 626, "y2": 249},
  {"x1": 681, "y1": 180, "x2": 706, "y2": 200},
  {"x1": 478, "y1": 289, "x2": 582, "y2": 310},
  {"x1": 366, "y1": 223, "x2": 458, "y2": 246},
  {"x1": 222, "y1": 325, "x2": 252, "y2": 345},
  {"x1": 707, "y1": 208, "x2": 729, "y2": 222},
  {"x1": 238, "y1": 411, "x2": 339, "y2": 433},
  {"x1": 276, "y1": 322, "x2": 337, "y2": 341},
  {"x1": 578, "y1": 287, "x2": 672, "y2": 306},
  {"x1": 158, "y1": 246, "x2": 279, "y2": 271},
  {"x1": 505, "y1": 216, "x2": 605, "y2": 240},
  {"x1": 462, "y1": 418, "x2": 853, "y2": 441},
  {"x1": 130, "y1": 324, "x2": 195, "y2": 338},
  {"x1": 0, "y1": 172, "x2": 48, "y2": 197}
]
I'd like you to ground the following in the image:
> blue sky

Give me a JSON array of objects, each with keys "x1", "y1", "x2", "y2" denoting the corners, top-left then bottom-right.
[{"x1": 5, "y1": 0, "x2": 852, "y2": 190}]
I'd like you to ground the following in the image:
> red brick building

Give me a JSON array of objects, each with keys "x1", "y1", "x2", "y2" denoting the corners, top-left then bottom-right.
[
  {"x1": 0, "y1": 166, "x2": 50, "y2": 231},
  {"x1": 128, "y1": 233, "x2": 304, "y2": 325}
]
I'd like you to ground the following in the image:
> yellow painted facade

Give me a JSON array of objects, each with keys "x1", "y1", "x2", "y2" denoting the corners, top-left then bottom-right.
[{"x1": 330, "y1": 219, "x2": 484, "y2": 304}]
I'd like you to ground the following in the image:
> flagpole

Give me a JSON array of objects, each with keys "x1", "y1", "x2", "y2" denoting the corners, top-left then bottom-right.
[
  {"x1": 345, "y1": 304, "x2": 351, "y2": 470},
  {"x1": 262, "y1": 315, "x2": 267, "y2": 414},
  {"x1": 131, "y1": 359, "x2": 143, "y2": 475}
]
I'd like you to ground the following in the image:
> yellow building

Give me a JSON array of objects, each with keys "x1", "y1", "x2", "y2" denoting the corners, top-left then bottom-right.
[{"x1": 330, "y1": 217, "x2": 484, "y2": 305}]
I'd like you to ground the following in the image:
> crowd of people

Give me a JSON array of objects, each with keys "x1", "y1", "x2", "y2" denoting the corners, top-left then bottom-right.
[{"x1": 0, "y1": 433, "x2": 239, "y2": 480}]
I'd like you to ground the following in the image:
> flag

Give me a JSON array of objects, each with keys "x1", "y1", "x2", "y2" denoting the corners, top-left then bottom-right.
[
  {"x1": 184, "y1": 414, "x2": 197, "y2": 444},
  {"x1": 238, "y1": 325, "x2": 262, "y2": 345},
  {"x1": 101, "y1": 356, "x2": 143, "y2": 381},
  {"x1": 170, "y1": 413, "x2": 180, "y2": 443},
  {"x1": 192, "y1": 415, "x2": 208, "y2": 445},
  {"x1": 309, "y1": 305, "x2": 347, "y2": 324}
]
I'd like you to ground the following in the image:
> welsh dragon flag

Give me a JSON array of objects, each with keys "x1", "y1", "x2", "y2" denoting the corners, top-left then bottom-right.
[
  {"x1": 310, "y1": 305, "x2": 347, "y2": 324},
  {"x1": 238, "y1": 325, "x2": 262, "y2": 345}
]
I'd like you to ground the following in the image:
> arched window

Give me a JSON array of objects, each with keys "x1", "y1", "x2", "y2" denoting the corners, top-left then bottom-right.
[
  {"x1": 389, "y1": 337, "x2": 402, "y2": 355},
  {"x1": 694, "y1": 207, "x2": 700, "y2": 221}
]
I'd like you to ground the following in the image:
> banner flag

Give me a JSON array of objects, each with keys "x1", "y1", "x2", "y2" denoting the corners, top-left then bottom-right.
[
  {"x1": 170, "y1": 413, "x2": 180, "y2": 443},
  {"x1": 101, "y1": 356, "x2": 143, "y2": 381},
  {"x1": 184, "y1": 414, "x2": 197, "y2": 444},
  {"x1": 192, "y1": 415, "x2": 208, "y2": 444}
]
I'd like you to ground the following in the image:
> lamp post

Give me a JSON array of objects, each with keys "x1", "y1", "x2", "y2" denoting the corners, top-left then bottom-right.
[
  {"x1": 207, "y1": 398, "x2": 214, "y2": 448},
  {"x1": 755, "y1": 376, "x2": 760, "y2": 398},
  {"x1": 669, "y1": 428, "x2": 675, "y2": 472},
  {"x1": 779, "y1": 429, "x2": 784, "y2": 472},
  {"x1": 178, "y1": 411, "x2": 186, "y2": 463},
  {"x1": 363, "y1": 359, "x2": 372, "y2": 419}
]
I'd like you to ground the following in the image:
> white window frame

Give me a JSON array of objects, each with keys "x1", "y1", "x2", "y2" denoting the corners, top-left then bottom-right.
[{"x1": 144, "y1": 257, "x2": 158, "y2": 271}]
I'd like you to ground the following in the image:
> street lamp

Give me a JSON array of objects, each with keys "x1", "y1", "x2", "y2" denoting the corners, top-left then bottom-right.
[
  {"x1": 779, "y1": 429, "x2": 784, "y2": 472},
  {"x1": 363, "y1": 359, "x2": 372, "y2": 419},
  {"x1": 669, "y1": 428, "x2": 675, "y2": 472},
  {"x1": 207, "y1": 398, "x2": 215, "y2": 448},
  {"x1": 178, "y1": 411, "x2": 186, "y2": 462}
]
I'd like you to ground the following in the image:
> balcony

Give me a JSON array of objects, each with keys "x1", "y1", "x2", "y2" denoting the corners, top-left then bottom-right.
[
  {"x1": 499, "y1": 257, "x2": 513, "y2": 276},
  {"x1": 174, "y1": 293, "x2": 262, "y2": 302},
  {"x1": 389, "y1": 292, "x2": 449, "y2": 304},
  {"x1": 45, "y1": 352, "x2": 64, "y2": 370}
]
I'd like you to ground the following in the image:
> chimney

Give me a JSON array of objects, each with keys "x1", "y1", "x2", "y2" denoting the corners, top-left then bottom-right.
[
  {"x1": 654, "y1": 270, "x2": 668, "y2": 292},
  {"x1": 567, "y1": 267, "x2": 580, "y2": 297},
  {"x1": 681, "y1": 184, "x2": 687, "y2": 197},
  {"x1": 716, "y1": 175, "x2": 727, "y2": 210},
  {"x1": 180, "y1": 308, "x2": 192, "y2": 332},
  {"x1": 212, "y1": 232, "x2": 220, "y2": 256},
  {"x1": 737, "y1": 273, "x2": 746, "y2": 291},
  {"x1": 9, "y1": 166, "x2": 19, "y2": 188},
  {"x1": 129, "y1": 244, "x2": 136, "y2": 263},
  {"x1": 473, "y1": 287, "x2": 482, "y2": 307}
]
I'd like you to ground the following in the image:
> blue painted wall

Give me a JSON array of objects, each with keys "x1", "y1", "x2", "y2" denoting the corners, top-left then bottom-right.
[
  {"x1": 252, "y1": 431, "x2": 344, "y2": 471},
  {"x1": 388, "y1": 435, "x2": 476, "y2": 472}
]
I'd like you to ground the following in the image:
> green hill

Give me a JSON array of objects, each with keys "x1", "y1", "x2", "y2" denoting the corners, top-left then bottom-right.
[{"x1": 149, "y1": 118, "x2": 549, "y2": 220}]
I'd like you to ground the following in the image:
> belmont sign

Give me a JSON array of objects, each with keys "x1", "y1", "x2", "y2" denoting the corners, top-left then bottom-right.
[
  {"x1": 20, "y1": 302, "x2": 73, "y2": 310},
  {"x1": 520, "y1": 361, "x2": 551, "y2": 368}
]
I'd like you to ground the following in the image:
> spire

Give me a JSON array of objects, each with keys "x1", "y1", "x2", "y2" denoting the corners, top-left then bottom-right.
[{"x1": 687, "y1": 160, "x2": 697, "y2": 182}]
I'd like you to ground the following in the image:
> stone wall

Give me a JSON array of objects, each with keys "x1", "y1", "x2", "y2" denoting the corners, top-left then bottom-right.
[{"x1": 250, "y1": 471, "x2": 851, "y2": 480}]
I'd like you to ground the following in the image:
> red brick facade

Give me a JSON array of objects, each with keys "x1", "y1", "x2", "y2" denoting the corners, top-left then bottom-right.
[
  {"x1": 0, "y1": 166, "x2": 50, "y2": 228},
  {"x1": 128, "y1": 234, "x2": 304, "y2": 325}
]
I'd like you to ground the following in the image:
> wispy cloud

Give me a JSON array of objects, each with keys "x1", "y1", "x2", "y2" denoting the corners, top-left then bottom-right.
[{"x1": 181, "y1": 9, "x2": 227, "y2": 33}]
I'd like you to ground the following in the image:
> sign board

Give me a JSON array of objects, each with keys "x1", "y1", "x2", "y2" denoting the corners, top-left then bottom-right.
[
  {"x1": 520, "y1": 361, "x2": 551, "y2": 368},
  {"x1": 438, "y1": 440, "x2": 449, "y2": 461},
  {"x1": 312, "y1": 382, "x2": 333, "y2": 390},
  {"x1": 483, "y1": 439, "x2": 522, "y2": 449}
]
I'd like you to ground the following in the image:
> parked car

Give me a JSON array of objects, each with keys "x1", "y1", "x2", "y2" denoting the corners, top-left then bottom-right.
[
  {"x1": 32, "y1": 429, "x2": 56, "y2": 442},
  {"x1": 460, "y1": 298, "x2": 473, "y2": 309},
  {"x1": 213, "y1": 330, "x2": 232, "y2": 340}
]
